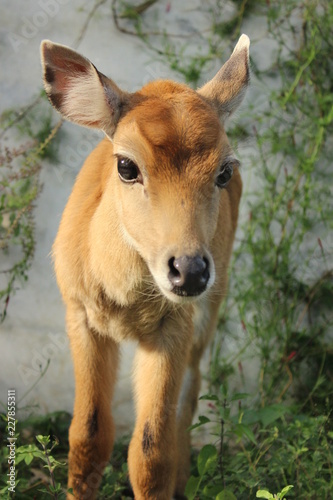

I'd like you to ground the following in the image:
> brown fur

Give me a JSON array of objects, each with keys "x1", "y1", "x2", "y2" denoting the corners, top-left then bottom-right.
[{"x1": 40, "y1": 35, "x2": 250, "y2": 499}]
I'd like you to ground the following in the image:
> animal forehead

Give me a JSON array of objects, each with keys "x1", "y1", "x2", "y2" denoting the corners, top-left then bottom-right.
[{"x1": 125, "y1": 81, "x2": 223, "y2": 161}]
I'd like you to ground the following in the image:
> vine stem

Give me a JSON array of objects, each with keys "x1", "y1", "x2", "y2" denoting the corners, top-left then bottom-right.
[
  {"x1": 73, "y1": 0, "x2": 108, "y2": 49},
  {"x1": 219, "y1": 414, "x2": 225, "y2": 487},
  {"x1": 0, "y1": 95, "x2": 42, "y2": 140},
  {"x1": 24, "y1": 118, "x2": 63, "y2": 168},
  {"x1": 41, "y1": 442, "x2": 58, "y2": 500},
  {"x1": 18, "y1": 359, "x2": 50, "y2": 405},
  {"x1": 111, "y1": 0, "x2": 203, "y2": 39},
  {"x1": 281, "y1": 44, "x2": 316, "y2": 107}
]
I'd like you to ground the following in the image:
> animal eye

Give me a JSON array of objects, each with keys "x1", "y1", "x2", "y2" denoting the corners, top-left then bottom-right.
[
  {"x1": 216, "y1": 159, "x2": 238, "y2": 189},
  {"x1": 117, "y1": 157, "x2": 141, "y2": 183}
]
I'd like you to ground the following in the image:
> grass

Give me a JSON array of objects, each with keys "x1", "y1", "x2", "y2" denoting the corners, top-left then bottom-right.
[{"x1": 1, "y1": 0, "x2": 332, "y2": 498}]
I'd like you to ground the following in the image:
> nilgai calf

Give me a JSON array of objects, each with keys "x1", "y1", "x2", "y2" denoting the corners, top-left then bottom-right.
[{"x1": 41, "y1": 34, "x2": 250, "y2": 499}]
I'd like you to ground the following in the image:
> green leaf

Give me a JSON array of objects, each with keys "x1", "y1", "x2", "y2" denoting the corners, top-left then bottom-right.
[
  {"x1": 37, "y1": 488, "x2": 53, "y2": 496},
  {"x1": 241, "y1": 409, "x2": 261, "y2": 425},
  {"x1": 220, "y1": 384, "x2": 228, "y2": 397},
  {"x1": 256, "y1": 490, "x2": 274, "y2": 499},
  {"x1": 185, "y1": 475, "x2": 201, "y2": 500},
  {"x1": 230, "y1": 392, "x2": 251, "y2": 401},
  {"x1": 24, "y1": 454, "x2": 34, "y2": 465},
  {"x1": 216, "y1": 490, "x2": 237, "y2": 500},
  {"x1": 197, "y1": 444, "x2": 217, "y2": 476},
  {"x1": 199, "y1": 394, "x2": 219, "y2": 401},
  {"x1": 279, "y1": 485, "x2": 294, "y2": 498},
  {"x1": 188, "y1": 415, "x2": 210, "y2": 431},
  {"x1": 15, "y1": 444, "x2": 45, "y2": 464},
  {"x1": 49, "y1": 482, "x2": 62, "y2": 493},
  {"x1": 234, "y1": 423, "x2": 257, "y2": 444},
  {"x1": 48, "y1": 455, "x2": 66, "y2": 467},
  {"x1": 36, "y1": 435, "x2": 50, "y2": 446},
  {"x1": 258, "y1": 404, "x2": 288, "y2": 427},
  {"x1": 203, "y1": 482, "x2": 224, "y2": 496}
]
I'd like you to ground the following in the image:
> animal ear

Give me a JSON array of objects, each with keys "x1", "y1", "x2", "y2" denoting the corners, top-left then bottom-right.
[
  {"x1": 40, "y1": 40, "x2": 129, "y2": 138},
  {"x1": 198, "y1": 34, "x2": 250, "y2": 121}
]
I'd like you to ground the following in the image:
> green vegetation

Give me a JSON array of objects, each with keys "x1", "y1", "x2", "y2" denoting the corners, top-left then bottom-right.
[
  {"x1": 1, "y1": 0, "x2": 332, "y2": 498},
  {"x1": 0, "y1": 94, "x2": 62, "y2": 322}
]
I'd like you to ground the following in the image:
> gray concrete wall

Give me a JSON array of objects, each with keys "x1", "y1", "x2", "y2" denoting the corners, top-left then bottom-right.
[{"x1": 0, "y1": 0, "x2": 265, "y2": 437}]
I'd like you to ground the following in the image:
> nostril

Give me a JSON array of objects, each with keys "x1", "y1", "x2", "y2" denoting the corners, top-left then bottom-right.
[
  {"x1": 168, "y1": 257, "x2": 184, "y2": 286},
  {"x1": 196, "y1": 256, "x2": 209, "y2": 288},
  {"x1": 168, "y1": 257, "x2": 176, "y2": 272},
  {"x1": 202, "y1": 257, "x2": 209, "y2": 280},
  {"x1": 168, "y1": 254, "x2": 210, "y2": 296}
]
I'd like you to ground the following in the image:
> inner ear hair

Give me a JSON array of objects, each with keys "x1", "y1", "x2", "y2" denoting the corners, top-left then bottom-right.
[{"x1": 40, "y1": 40, "x2": 129, "y2": 138}]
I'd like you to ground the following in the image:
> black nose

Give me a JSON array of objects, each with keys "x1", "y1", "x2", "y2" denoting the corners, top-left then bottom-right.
[{"x1": 168, "y1": 255, "x2": 210, "y2": 297}]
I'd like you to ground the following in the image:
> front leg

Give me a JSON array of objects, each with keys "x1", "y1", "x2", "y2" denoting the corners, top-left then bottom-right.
[
  {"x1": 175, "y1": 297, "x2": 222, "y2": 496},
  {"x1": 66, "y1": 301, "x2": 119, "y2": 499},
  {"x1": 128, "y1": 314, "x2": 192, "y2": 499}
]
